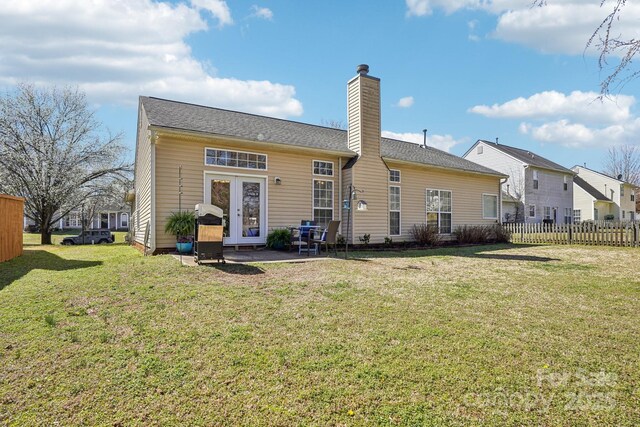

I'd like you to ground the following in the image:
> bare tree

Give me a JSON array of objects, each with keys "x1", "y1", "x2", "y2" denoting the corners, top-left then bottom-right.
[
  {"x1": 534, "y1": 0, "x2": 638, "y2": 96},
  {"x1": 0, "y1": 83, "x2": 131, "y2": 244},
  {"x1": 78, "y1": 175, "x2": 133, "y2": 232},
  {"x1": 603, "y1": 145, "x2": 640, "y2": 184},
  {"x1": 504, "y1": 167, "x2": 527, "y2": 223},
  {"x1": 320, "y1": 119, "x2": 347, "y2": 130}
]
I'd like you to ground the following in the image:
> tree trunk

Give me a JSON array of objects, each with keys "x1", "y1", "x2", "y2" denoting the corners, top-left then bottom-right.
[
  {"x1": 40, "y1": 209, "x2": 53, "y2": 245},
  {"x1": 40, "y1": 229, "x2": 52, "y2": 245}
]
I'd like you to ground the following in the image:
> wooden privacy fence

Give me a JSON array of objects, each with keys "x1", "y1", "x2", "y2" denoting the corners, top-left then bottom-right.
[
  {"x1": 0, "y1": 194, "x2": 25, "y2": 262},
  {"x1": 505, "y1": 222, "x2": 640, "y2": 247}
]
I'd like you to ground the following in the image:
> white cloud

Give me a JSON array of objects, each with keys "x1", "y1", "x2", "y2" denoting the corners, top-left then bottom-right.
[
  {"x1": 0, "y1": 0, "x2": 302, "y2": 117},
  {"x1": 519, "y1": 119, "x2": 640, "y2": 147},
  {"x1": 250, "y1": 5, "x2": 273, "y2": 20},
  {"x1": 406, "y1": 1, "x2": 640, "y2": 56},
  {"x1": 396, "y1": 96, "x2": 415, "y2": 108},
  {"x1": 472, "y1": 90, "x2": 640, "y2": 147},
  {"x1": 382, "y1": 130, "x2": 464, "y2": 153},
  {"x1": 405, "y1": 0, "x2": 431, "y2": 17},
  {"x1": 191, "y1": 0, "x2": 233, "y2": 27},
  {"x1": 470, "y1": 91, "x2": 634, "y2": 125}
]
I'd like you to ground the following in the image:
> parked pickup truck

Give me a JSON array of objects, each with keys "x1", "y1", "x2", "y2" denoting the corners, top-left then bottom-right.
[{"x1": 61, "y1": 229, "x2": 115, "y2": 245}]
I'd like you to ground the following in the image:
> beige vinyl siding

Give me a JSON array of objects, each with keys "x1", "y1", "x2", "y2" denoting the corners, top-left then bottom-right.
[
  {"x1": 385, "y1": 162, "x2": 501, "y2": 241},
  {"x1": 153, "y1": 133, "x2": 345, "y2": 249},
  {"x1": 346, "y1": 73, "x2": 388, "y2": 244},
  {"x1": 573, "y1": 184, "x2": 596, "y2": 221},
  {"x1": 341, "y1": 167, "x2": 353, "y2": 238},
  {"x1": 132, "y1": 105, "x2": 153, "y2": 246},
  {"x1": 351, "y1": 155, "x2": 389, "y2": 244},
  {"x1": 347, "y1": 77, "x2": 361, "y2": 154}
]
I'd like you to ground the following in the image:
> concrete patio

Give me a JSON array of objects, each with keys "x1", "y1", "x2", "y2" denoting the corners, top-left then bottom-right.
[{"x1": 171, "y1": 247, "x2": 341, "y2": 266}]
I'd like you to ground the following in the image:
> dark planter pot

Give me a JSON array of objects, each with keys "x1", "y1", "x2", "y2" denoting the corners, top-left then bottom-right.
[
  {"x1": 271, "y1": 241, "x2": 287, "y2": 250},
  {"x1": 176, "y1": 242, "x2": 193, "y2": 254}
]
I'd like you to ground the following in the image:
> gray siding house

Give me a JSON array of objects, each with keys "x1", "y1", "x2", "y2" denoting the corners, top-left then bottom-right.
[{"x1": 464, "y1": 140, "x2": 575, "y2": 224}]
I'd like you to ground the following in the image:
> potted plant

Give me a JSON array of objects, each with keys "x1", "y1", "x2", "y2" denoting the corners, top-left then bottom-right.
[
  {"x1": 165, "y1": 211, "x2": 196, "y2": 253},
  {"x1": 266, "y1": 228, "x2": 291, "y2": 250}
]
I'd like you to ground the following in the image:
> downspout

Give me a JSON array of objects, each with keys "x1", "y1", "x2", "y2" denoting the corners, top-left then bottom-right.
[
  {"x1": 522, "y1": 165, "x2": 529, "y2": 223},
  {"x1": 338, "y1": 157, "x2": 343, "y2": 223},
  {"x1": 499, "y1": 177, "x2": 508, "y2": 224},
  {"x1": 150, "y1": 131, "x2": 157, "y2": 254}
]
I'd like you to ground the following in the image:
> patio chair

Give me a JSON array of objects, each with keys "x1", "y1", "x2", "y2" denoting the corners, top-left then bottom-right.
[
  {"x1": 311, "y1": 220, "x2": 341, "y2": 255},
  {"x1": 290, "y1": 220, "x2": 317, "y2": 254}
]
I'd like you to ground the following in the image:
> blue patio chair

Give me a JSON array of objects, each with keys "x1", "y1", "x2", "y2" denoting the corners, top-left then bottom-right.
[{"x1": 291, "y1": 220, "x2": 317, "y2": 254}]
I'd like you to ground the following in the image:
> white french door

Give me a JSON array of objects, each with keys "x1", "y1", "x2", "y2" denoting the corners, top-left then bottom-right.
[{"x1": 205, "y1": 174, "x2": 266, "y2": 245}]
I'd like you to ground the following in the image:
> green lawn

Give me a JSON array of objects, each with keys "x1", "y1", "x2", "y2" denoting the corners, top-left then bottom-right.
[
  {"x1": 23, "y1": 231, "x2": 128, "y2": 246},
  {"x1": 1, "y1": 242, "x2": 639, "y2": 426}
]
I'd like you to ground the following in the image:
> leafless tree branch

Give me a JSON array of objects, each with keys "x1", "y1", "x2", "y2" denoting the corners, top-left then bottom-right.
[{"x1": 0, "y1": 83, "x2": 132, "y2": 243}]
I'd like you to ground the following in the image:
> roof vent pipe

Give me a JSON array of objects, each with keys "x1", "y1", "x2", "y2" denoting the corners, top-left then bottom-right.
[
  {"x1": 495, "y1": 137, "x2": 499, "y2": 145},
  {"x1": 357, "y1": 64, "x2": 369, "y2": 75},
  {"x1": 423, "y1": 129, "x2": 428, "y2": 149}
]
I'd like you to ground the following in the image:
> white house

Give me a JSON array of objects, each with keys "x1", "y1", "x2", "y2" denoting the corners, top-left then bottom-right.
[
  {"x1": 571, "y1": 166, "x2": 637, "y2": 222},
  {"x1": 463, "y1": 140, "x2": 575, "y2": 224}
]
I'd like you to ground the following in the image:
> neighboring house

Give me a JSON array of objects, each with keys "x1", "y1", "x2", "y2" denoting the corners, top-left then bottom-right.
[
  {"x1": 572, "y1": 176, "x2": 614, "y2": 222},
  {"x1": 23, "y1": 207, "x2": 130, "y2": 231},
  {"x1": 463, "y1": 140, "x2": 575, "y2": 224},
  {"x1": 571, "y1": 166, "x2": 637, "y2": 222},
  {"x1": 131, "y1": 65, "x2": 507, "y2": 253}
]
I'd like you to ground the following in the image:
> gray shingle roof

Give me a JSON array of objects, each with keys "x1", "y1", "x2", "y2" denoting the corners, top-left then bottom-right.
[
  {"x1": 573, "y1": 176, "x2": 611, "y2": 201},
  {"x1": 478, "y1": 140, "x2": 573, "y2": 174},
  {"x1": 141, "y1": 96, "x2": 352, "y2": 154},
  {"x1": 141, "y1": 96, "x2": 504, "y2": 176},
  {"x1": 381, "y1": 138, "x2": 506, "y2": 176}
]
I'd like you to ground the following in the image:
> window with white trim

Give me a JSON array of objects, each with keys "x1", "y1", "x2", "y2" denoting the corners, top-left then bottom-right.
[
  {"x1": 482, "y1": 194, "x2": 498, "y2": 219},
  {"x1": 573, "y1": 209, "x2": 581, "y2": 223},
  {"x1": 389, "y1": 186, "x2": 401, "y2": 235},
  {"x1": 564, "y1": 207, "x2": 572, "y2": 224},
  {"x1": 121, "y1": 213, "x2": 129, "y2": 228},
  {"x1": 426, "y1": 189, "x2": 452, "y2": 234},
  {"x1": 563, "y1": 175, "x2": 568, "y2": 191},
  {"x1": 389, "y1": 169, "x2": 400, "y2": 183},
  {"x1": 529, "y1": 205, "x2": 536, "y2": 218},
  {"x1": 620, "y1": 185, "x2": 624, "y2": 197},
  {"x1": 631, "y1": 193, "x2": 635, "y2": 202},
  {"x1": 622, "y1": 210, "x2": 626, "y2": 219},
  {"x1": 65, "y1": 212, "x2": 81, "y2": 228},
  {"x1": 532, "y1": 170, "x2": 539, "y2": 190},
  {"x1": 544, "y1": 206, "x2": 551, "y2": 220},
  {"x1": 205, "y1": 148, "x2": 267, "y2": 170},
  {"x1": 313, "y1": 179, "x2": 333, "y2": 227},
  {"x1": 313, "y1": 160, "x2": 333, "y2": 176}
]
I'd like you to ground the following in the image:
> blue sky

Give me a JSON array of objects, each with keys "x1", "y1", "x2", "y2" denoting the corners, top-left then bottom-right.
[{"x1": 1, "y1": 0, "x2": 639, "y2": 170}]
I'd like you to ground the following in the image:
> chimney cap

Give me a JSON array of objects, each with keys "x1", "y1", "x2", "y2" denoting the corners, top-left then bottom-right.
[{"x1": 357, "y1": 64, "x2": 369, "y2": 75}]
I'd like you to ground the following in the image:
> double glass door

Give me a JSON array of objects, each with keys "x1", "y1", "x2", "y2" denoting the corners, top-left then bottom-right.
[{"x1": 206, "y1": 174, "x2": 266, "y2": 245}]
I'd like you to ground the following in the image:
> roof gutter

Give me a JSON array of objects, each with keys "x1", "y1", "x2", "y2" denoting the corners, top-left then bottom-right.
[{"x1": 149, "y1": 125, "x2": 356, "y2": 157}]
